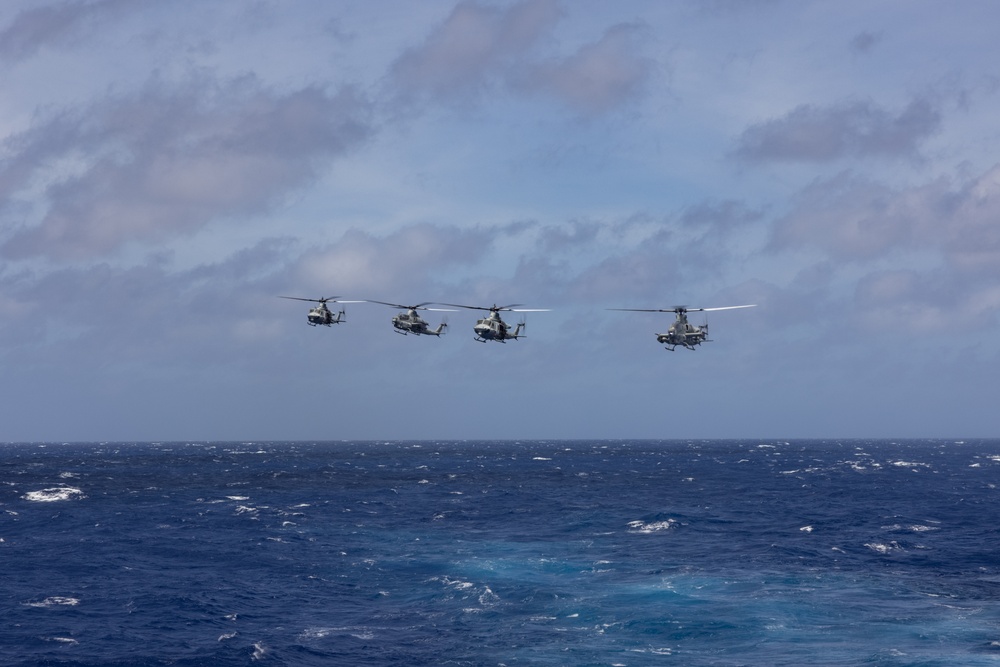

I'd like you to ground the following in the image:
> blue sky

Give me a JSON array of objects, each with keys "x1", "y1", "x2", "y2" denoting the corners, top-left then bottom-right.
[{"x1": 1, "y1": 0, "x2": 998, "y2": 441}]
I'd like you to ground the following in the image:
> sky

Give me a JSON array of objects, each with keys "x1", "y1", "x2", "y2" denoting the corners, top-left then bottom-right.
[{"x1": 1, "y1": 0, "x2": 999, "y2": 442}]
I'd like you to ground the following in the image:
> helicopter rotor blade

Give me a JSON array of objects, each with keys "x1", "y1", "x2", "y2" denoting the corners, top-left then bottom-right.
[
  {"x1": 693, "y1": 304, "x2": 757, "y2": 312},
  {"x1": 435, "y1": 302, "x2": 545, "y2": 312},
  {"x1": 610, "y1": 304, "x2": 755, "y2": 313},
  {"x1": 279, "y1": 295, "x2": 340, "y2": 303},
  {"x1": 608, "y1": 308, "x2": 678, "y2": 313},
  {"x1": 365, "y1": 299, "x2": 415, "y2": 309},
  {"x1": 436, "y1": 302, "x2": 486, "y2": 311}
]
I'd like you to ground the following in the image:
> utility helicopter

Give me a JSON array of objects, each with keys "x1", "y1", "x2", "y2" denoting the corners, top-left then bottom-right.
[
  {"x1": 278, "y1": 296, "x2": 364, "y2": 327},
  {"x1": 438, "y1": 303, "x2": 549, "y2": 343},
  {"x1": 367, "y1": 300, "x2": 454, "y2": 336},
  {"x1": 609, "y1": 304, "x2": 756, "y2": 350}
]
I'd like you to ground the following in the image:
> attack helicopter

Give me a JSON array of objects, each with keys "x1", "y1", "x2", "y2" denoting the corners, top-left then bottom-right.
[
  {"x1": 278, "y1": 296, "x2": 364, "y2": 327},
  {"x1": 609, "y1": 304, "x2": 755, "y2": 350},
  {"x1": 366, "y1": 300, "x2": 454, "y2": 336},
  {"x1": 438, "y1": 303, "x2": 549, "y2": 343}
]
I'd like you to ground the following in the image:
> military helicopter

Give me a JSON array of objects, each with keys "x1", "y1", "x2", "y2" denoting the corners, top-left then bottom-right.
[
  {"x1": 438, "y1": 303, "x2": 549, "y2": 343},
  {"x1": 609, "y1": 304, "x2": 756, "y2": 350},
  {"x1": 366, "y1": 300, "x2": 454, "y2": 336},
  {"x1": 278, "y1": 296, "x2": 364, "y2": 326}
]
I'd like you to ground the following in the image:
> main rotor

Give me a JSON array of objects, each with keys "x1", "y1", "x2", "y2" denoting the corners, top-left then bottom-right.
[
  {"x1": 438, "y1": 302, "x2": 549, "y2": 314},
  {"x1": 278, "y1": 295, "x2": 363, "y2": 305},
  {"x1": 609, "y1": 304, "x2": 756, "y2": 315},
  {"x1": 367, "y1": 300, "x2": 455, "y2": 312}
]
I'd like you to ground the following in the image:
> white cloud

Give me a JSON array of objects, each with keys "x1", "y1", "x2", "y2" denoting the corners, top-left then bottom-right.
[
  {"x1": 735, "y1": 97, "x2": 942, "y2": 162},
  {"x1": 0, "y1": 0, "x2": 136, "y2": 62},
  {"x1": 514, "y1": 22, "x2": 652, "y2": 115},
  {"x1": 1, "y1": 76, "x2": 373, "y2": 259},
  {"x1": 389, "y1": 0, "x2": 560, "y2": 101}
]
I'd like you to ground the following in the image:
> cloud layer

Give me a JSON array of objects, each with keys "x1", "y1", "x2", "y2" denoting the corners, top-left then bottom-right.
[{"x1": 1, "y1": 0, "x2": 999, "y2": 441}]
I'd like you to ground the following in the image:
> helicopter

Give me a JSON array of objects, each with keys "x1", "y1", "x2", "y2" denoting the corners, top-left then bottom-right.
[
  {"x1": 366, "y1": 300, "x2": 454, "y2": 336},
  {"x1": 278, "y1": 296, "x2": 364, "y2": 326},
  {"x1": 438, "y1": 303, "x2": 549, "y2": 343},
  {"x1": 609, "y1": 304, "x2": 756, "y2": 350}
]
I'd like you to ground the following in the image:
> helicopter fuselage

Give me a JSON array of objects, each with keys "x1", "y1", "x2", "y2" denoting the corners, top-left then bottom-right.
[
  {"x1": 391, "y1": 309, "x2": 446, "y2": 336},
  {"x1": 308, "y1": 305, "x2": 344, "y2": 326},
  {"x1": 473, "y1": 311, "x2": 524, "y2": 342},
  {"x1": 656, "y1": 313, "x2": 708, "y2": 350}
]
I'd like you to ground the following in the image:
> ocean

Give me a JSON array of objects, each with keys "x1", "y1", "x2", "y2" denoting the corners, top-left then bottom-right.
[{"x1": 2, "y1": 439, "x2": 999, "y2": 666}]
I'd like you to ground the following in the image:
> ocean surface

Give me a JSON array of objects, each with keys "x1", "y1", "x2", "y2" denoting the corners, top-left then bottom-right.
[{"x1": 2, "y1": 440, "x2": 1000, "y2": 666}]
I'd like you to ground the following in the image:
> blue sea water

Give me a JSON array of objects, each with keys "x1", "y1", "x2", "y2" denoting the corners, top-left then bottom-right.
[{"x1": 2, "y1": 440, "x2": 1000, "y2": 666}]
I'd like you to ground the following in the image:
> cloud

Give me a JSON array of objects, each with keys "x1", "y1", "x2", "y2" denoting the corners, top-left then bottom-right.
[
  {"x1": 734, "y1": 97, "x2": 941, "y2": 162},
  {"x1": 1, "y1": 75, "x2": 373, "y2": 260},
  {"x1": 855, "y1": 269, "x2": 1000, "y2": 333},
  {"x1": 293, "y1": 222, "x2": 503, "y2": 296},
  {"x1": 0, "y1": 0, "x2": 135, "y2": 62},
  {"x1": 389, "y1": 0, "x2": 560, "y2": 101},
  {"x1": 849, "y1": 30, "x2": 883, "y2": 55},
  {"x1": 0, "y1": 236, "x2": 305, "y2": 370},
  {"x1": 771, "y1": 165, "x2": 1000, "y2": 273},
  {"x1": 514, "y1": 22, "x2": 652, "y2": 115},
  {"x1": 770, "y1": 171, "x2": 926, "y2": 259},
  {"x1": 941, "y1": 164, "x2": 1000, "y2": 273},
  {"x1": 388, "y1": 1, "x2": 648, "y2": 115},
  {"x1": 768, "y1": 165, "x2": 1000, "y2": 335}
]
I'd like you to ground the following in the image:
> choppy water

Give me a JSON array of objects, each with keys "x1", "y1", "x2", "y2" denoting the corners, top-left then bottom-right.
[{"x1": 3, "y1": 440, "x2": 1000, "y2": 666}]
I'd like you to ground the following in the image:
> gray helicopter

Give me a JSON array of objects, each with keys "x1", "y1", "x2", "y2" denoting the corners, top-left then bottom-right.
[
  {"x1": 438, "y1": 303, "x2": 549, "y2": 343},
  {"x1": 609, "y1": 304, "x2": 756, "y2": 350},
  {"x1": 367, "y1": 300, "x2": 454, "y2": 336},
  {"x1": 278, "y1": 296, "x2": 364, "y2": 327}
]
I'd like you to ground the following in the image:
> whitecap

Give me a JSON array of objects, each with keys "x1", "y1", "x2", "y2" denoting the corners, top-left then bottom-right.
[
  {"x1": 24, "y1": 596, "x2": 80, "y2": 608},
  {"x1": 434, "y1": 576, "x2": 474, "y2": 591},
  {"x1": 865, "y1": 541, "x2": 903, "y2": 554},
  {"x1": 891, "y1": 460, "x2": 929, "y2": 468},
  {"x1": 478, "y1": 585, "x2": 500, "y2": 606},
  {"x1": 908, "y1": 524, "x2": 939, "y2": 532},
  {"x1": 251, "y1": 642, "x2": 267, "y2": 661},
  {"x1": 627, "y1": 519, "x2": 677, "y2": 533},
  {"x1": 22, "y1": 487, "x2": 85, "y2": 502},
  {"x1": 44, "y1": 637, "x2": 78, "y2": 644},
  {"x1": 628, "y1": 647, "x2": 672, "y2": 655}
]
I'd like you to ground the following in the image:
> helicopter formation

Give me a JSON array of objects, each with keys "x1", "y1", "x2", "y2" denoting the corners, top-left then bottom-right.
[{"x1": 279, "y1": 295, "x2": 755, "y2": 349}]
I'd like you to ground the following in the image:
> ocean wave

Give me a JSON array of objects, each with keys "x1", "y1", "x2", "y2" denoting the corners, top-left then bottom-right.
[
  {"x1": 865, "y1": 541, "x2": 904, "y2": 554},
  {"x1": 300, "y1": 626, "x2": 376, "y2": 641},
  {"x1": 627, "y1": 519, "x2": 677, "y2": 533},
  {"x1": 24, "y1": 596, "x2": 80, "y2": 608},
  {"x1": 21, "y1": 487, "x2": 85, "y2": 502}
]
